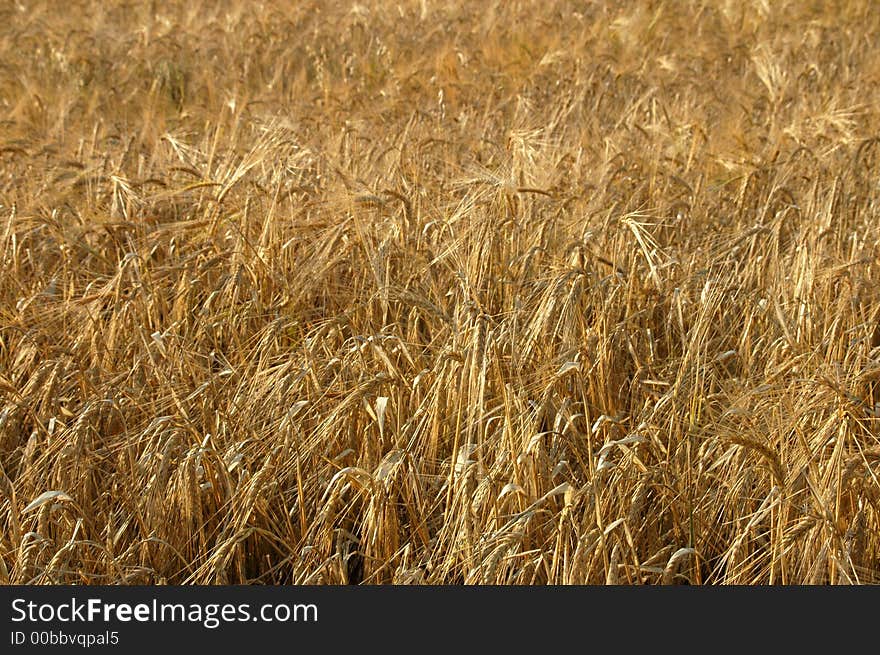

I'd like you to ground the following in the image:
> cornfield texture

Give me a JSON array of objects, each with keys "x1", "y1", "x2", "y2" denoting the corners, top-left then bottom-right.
[{"x1": 1, "y1": 0, "x2": 880, "y2": 585}]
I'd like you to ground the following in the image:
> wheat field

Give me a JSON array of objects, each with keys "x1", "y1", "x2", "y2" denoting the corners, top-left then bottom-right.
[{"x1": 1, "y1": 0, "x2": 879, "y2": 585}]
